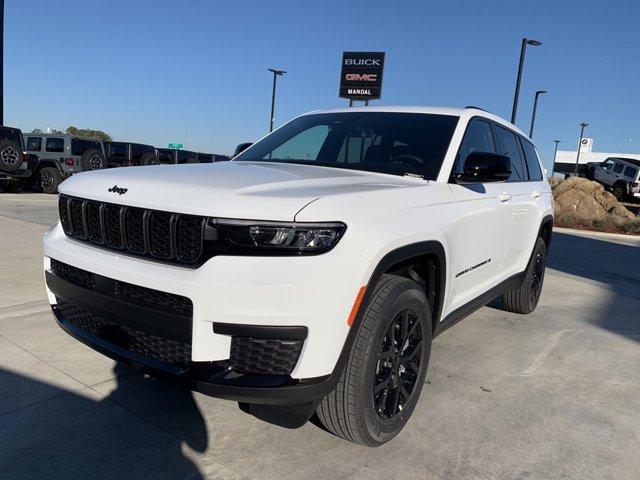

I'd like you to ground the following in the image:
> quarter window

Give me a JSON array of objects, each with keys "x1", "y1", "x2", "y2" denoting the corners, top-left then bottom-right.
[
  {"x1": 45, "y1": 137, "x2": 65, "y2": 153},
  {"x1": 613, "y1": 163, "x2": 624, "y2": 174},
  {"x1": 494, "y1": 126, "x2": 527, "y2": 181},
  {"x1": 453, "y1": 119, "x2": 495, "y2": 176},
  {"x1": 520, "y1": 138, "x2": 543, "y2": 181},
  {"x1": 71, "y1": 139, "x2": 101, "y2": 156},
  {"x1": 26, "y1": 136, "x2": 42, "y2": 151},
  {"x1": 623, "y1": 165, "x2": 638, "y2": 179}
]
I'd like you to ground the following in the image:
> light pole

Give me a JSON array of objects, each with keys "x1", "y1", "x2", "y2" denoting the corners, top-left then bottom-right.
[
  {"x1": 529, "y1": 90, "x2": 547, "y2": 138},
  {"x1": 511, "y1": 37, "x2": 542, "y2": 124},
  {"x1": 552, "y1": 139, "x2": 561, "y2": 174},
  {"x1": 574, "y1": 123, "x2": 588, "y2": 176},
  {"x1": 268, "y1": 68, "x2": 286, "y2": 132},
  {"x1": 184, "y1": 107, "x2": 189, "y2": 148}
]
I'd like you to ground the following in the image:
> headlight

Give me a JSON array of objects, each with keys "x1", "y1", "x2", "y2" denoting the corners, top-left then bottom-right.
[{"x1": 208, "y1": 219, "x2": 346, "y2": 255}]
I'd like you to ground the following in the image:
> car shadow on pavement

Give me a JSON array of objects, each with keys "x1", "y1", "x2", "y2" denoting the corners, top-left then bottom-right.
[
  {"x1": 486, "y1": 231, "x2": 640, "y2": 342},
  {"x1": 0, "y1": 363, "x2": 208, "y2": 480},
  {"x1": 546, "y1": 231, "x2": 640, "y2": 340}
]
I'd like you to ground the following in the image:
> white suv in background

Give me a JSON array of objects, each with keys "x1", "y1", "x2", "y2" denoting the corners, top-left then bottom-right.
[{"x1": 43, "y1": 106, "x2": 553, "y2": 445}]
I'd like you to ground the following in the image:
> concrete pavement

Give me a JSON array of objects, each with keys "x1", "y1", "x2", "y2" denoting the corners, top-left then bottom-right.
[{"x1": 1, "y1": 193, "x2": 639, "y2": 479}]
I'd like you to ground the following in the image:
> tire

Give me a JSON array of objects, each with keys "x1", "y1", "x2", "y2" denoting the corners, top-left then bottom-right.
[
  {"x1": 612, "y1": 184, "x2": 626, "y2": 202},
  {"x1": 0, "y1": 140, "x2": 24, "y2": 173},
  {"x1": 40, "y1": 167, "x2": 63, "y2": 194},
  {"x1": 502, "y1": 237, "x2": 547, "y2": 314},
  {"x1": 80, "y1": 149, "x2": 106, "y2": 171},
  {"x1": 316, "y1": 274, "x2": 432, "y2": 446},
  {"x1": 140, "y1": 152, "x2": 159, "y2": 166}
]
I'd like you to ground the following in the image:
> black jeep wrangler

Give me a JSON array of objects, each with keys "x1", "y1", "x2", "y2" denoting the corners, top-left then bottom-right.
[{"x1": 104, "y1": 142, "x2": 159, "y2": 167}]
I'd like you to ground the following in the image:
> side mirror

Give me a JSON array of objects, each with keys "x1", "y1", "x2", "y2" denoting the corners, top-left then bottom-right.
[
  {"x1": 233, "y1": 142, "x2": 253, "y2": 157},
  {"x1": 458, "y1": 151, "x2": 511, "y2": 183}
]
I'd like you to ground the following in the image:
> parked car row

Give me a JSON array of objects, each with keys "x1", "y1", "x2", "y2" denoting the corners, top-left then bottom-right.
[
  {"x1": 0, "y1": 125, "x2": 230, "y2": 193},
  {"x1": 586, "y1": 157, "x2": 640, "y2": 201}
]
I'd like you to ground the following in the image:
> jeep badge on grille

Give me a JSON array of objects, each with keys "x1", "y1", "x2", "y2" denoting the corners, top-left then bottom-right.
[{"x1": 108, "y1": 185, "x2": 128, "y2": 195}]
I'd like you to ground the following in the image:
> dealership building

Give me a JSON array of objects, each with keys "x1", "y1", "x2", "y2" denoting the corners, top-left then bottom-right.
[{"x1": 552, "y1": 138, "x2": 640, "y2": 175}]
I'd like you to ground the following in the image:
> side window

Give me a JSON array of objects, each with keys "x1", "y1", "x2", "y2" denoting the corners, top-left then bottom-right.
[
  {"x1": 26, "y1": 136, "x2": 42, "y2": 151},
  {"x1": 613, "y1": 163, "x2": 624, "y2": 174},
  {"x1": 45, "y1": 137, "x2": 65, "y2": 153},
  {"x1": 623, "y1": 166, "x2": 638, "y2": 179},
  {"x1": 130, "y1": 144, "x2": 144, "y2": 161},
  {"x1": 494, "y1": 125, "x2": 527, "y2": 181},
  {"x1": 109, "y1": 143, "x2": 127, "y2": 158},
  {"x1": 453, "y1": 119, "x2": 495, "y2": 176},
  {"x1": 520, "y1": 138, "x2": 543, "y2": 181}
]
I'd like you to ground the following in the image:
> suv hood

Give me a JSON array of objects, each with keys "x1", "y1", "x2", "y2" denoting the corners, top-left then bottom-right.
[{"x1": 58, "y1": 161, "x2": 420, "y2": 221}]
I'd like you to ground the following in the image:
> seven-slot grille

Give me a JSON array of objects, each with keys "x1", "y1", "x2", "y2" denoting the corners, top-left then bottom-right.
[{"x1": 58, "y1": 195, "x2": 206, "y2": 266}]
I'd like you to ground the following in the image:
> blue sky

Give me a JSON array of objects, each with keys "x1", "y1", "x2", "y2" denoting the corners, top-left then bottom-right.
[{"x1": 5, "y1": 0, "x2": 639, "y2": 168}]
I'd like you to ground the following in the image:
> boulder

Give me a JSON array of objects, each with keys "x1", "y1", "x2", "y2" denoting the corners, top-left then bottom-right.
[
  {"x1": 555, "y1": 189, "x2": 608, "y2": 220},
  {"x1": 595, "y1": 191, "x2": 619, "y2": 212},
  {"x1": 610, "y1": 205, "x2": 636, "y2": 220}
]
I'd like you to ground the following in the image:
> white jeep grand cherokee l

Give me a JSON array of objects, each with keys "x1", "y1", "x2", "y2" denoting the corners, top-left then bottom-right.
[{"x1": 43, "y1": 106, "x2": 553, "y2": 446}]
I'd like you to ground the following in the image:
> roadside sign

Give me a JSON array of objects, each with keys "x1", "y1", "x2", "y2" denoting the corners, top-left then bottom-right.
[
  {"x1": 168, "y1": 143, "x2": 183, "y2": 150},
  {"x1": 339, "y1": 52, "x2": 385, "y2": 100}
]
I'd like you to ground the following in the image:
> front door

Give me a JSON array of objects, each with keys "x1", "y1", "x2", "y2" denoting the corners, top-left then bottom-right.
[{"x1": 448, "y1": 119, "x2": 512, "y2": 312}]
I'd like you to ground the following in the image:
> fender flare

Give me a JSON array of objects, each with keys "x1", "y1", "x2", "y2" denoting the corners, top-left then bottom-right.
[
  {"x1": 325, "y1": 241, "x2": 447, "y2": 382},
  {"x1": 539, "y1": 214, "x2": 554, "y2": 249}
]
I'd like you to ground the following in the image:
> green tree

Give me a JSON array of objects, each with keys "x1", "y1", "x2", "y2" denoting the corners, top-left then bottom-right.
[
  {"x1": 65, "y1": 126, "x2": 112, "y2": 142},
  {"x1": 31, "y1": 127, "x2": 63, "y2": 134}
]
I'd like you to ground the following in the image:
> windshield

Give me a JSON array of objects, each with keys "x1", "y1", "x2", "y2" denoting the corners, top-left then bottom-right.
[{"x1": 234, "y1": 112, "x2": 459, "y2": 179}]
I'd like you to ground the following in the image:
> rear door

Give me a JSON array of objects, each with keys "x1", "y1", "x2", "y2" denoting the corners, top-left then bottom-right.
[
  {"x1": 449, "y1": 118, "x2": 513, "y2": 310},
  {"x1": 502, "y1": 135, "x2": 547, "y2": 276}
]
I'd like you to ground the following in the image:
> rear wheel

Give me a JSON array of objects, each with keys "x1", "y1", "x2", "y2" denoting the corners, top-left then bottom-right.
[
  {"x1": 80, "y1": 149, "x2": 106, "y2": 171},
  {"x1": 612, "y1": 183, "x2": 626, "y2": 201},
  {"x1": 0, "y1": 140, "x2": 24, "y2": 173},
  {"x1": 316, "y1": 274, "x2": 431, "y2": 446},
  {"x1": 502, "y1": 237, "x2": 547, "y2": 314},
  {"x1": 40, "y1": 167, "x2": 62, "y2": 194}
]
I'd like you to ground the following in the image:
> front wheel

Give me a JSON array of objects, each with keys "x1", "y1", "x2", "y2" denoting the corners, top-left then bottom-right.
[
  {"x1": 316, "y1": 274, "x2": 432, "y2": 446},
  {"x1": 502, "y1": 237, "x2": 547, "y2": 314}
]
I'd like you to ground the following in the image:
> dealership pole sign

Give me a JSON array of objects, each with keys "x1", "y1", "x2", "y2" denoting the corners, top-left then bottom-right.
[{"x1": 339, "y1": 52, "x2": 385, "y2": 101}]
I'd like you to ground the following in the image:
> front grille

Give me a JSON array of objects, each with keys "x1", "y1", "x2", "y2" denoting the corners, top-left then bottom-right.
[
  {"x1": 230, "y1": 337, "x2": 304, "y2": 375},
  {"x1": 59, "y1": 194, "x2": 206, "y2": 266},
  {"x1": 56, "y1": 298, "x2": 191, "y2": 367},
  {"x1": 49, "y1": 260, "x2": 193, "y2": 317}
]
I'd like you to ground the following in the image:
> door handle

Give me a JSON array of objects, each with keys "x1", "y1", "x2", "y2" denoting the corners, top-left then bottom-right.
[
  {"x1": 531, "y1": 190, "x2": 541, "y2": 199},
  {"x1": 498, "y1": 193, "x2": 512, "y2": 202}
]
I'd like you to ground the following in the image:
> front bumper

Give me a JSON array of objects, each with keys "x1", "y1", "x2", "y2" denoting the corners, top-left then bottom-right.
[{"x1": 43, "y1": 221, "x2": 370, "y2": 401}]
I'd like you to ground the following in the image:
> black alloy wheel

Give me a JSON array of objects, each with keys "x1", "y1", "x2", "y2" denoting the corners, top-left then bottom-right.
[{"x1": 373, "y1": 309, "x2": 423, "y2": 419}]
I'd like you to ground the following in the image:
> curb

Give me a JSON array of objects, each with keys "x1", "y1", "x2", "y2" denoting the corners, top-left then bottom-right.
[{"x1": 554, "y1": 226, "x2": 640, "y2": 243}]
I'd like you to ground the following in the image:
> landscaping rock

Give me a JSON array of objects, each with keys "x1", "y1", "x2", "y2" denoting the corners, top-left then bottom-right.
[{"x1": 550, "y1": 177, "x2": 636, "y2": 222}]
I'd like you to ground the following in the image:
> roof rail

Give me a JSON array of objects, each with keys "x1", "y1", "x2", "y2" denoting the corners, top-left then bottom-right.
[{"x1": 464, "y1": 106, "x2": 491, "y2": 113}]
